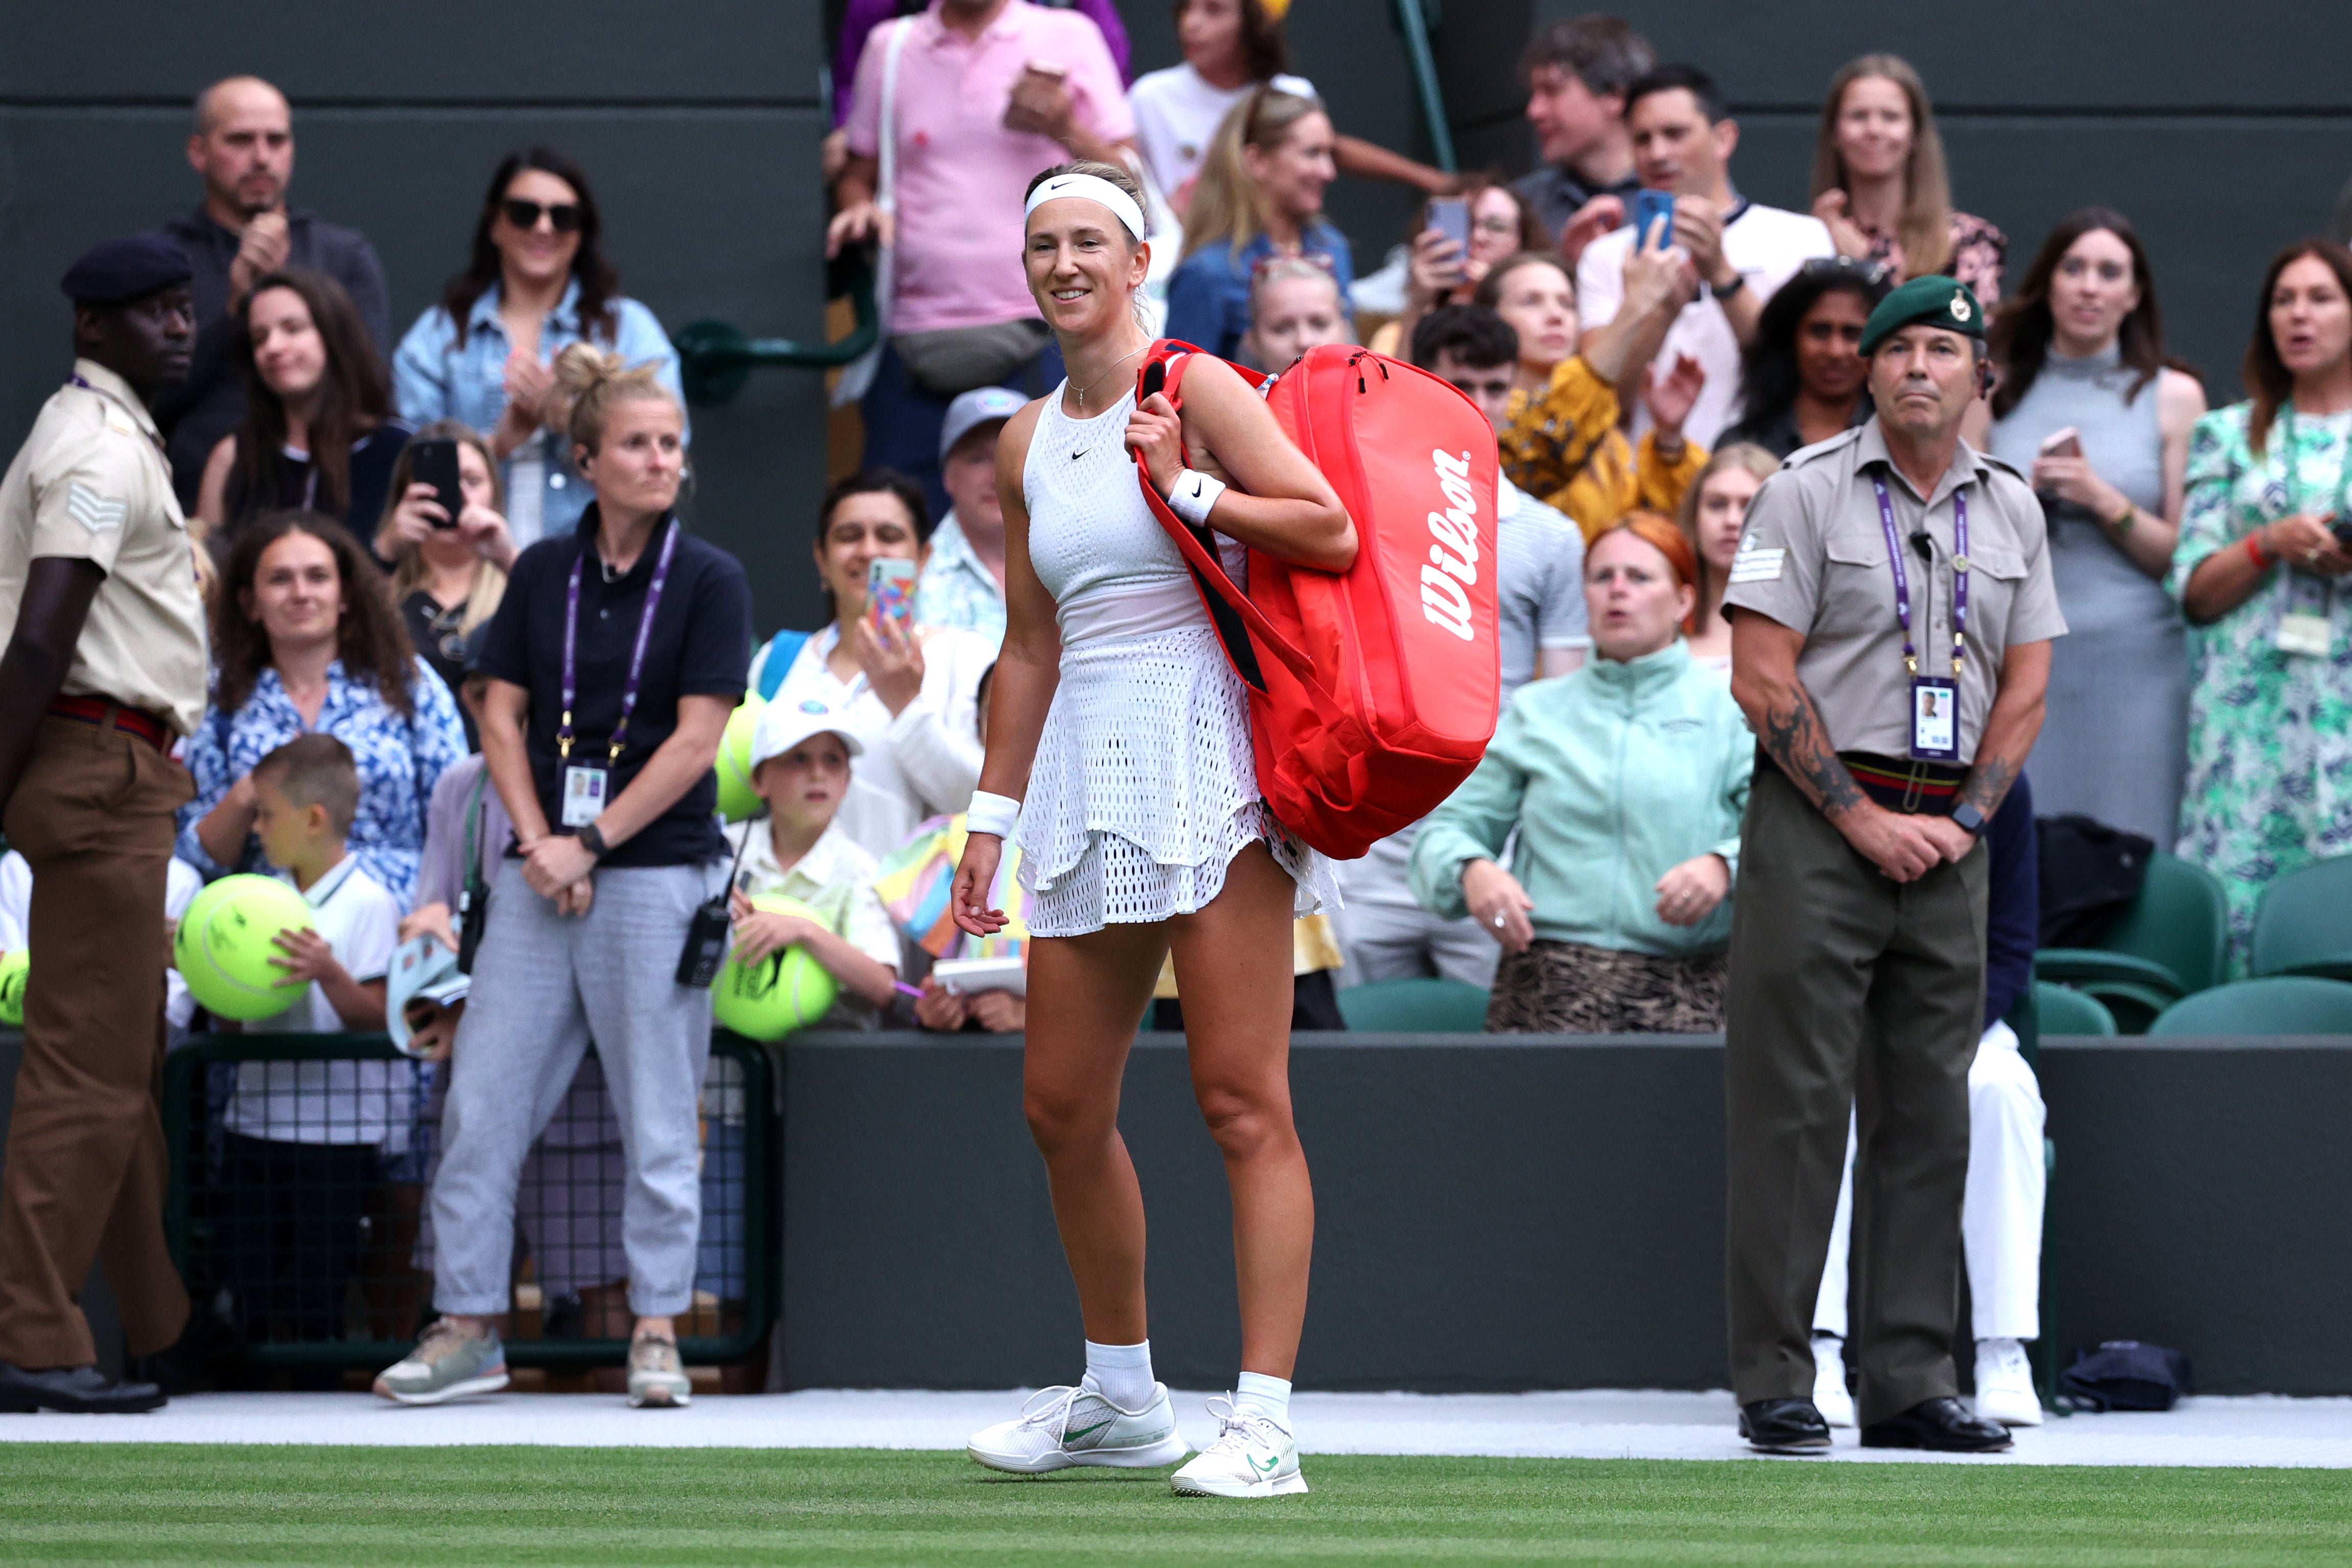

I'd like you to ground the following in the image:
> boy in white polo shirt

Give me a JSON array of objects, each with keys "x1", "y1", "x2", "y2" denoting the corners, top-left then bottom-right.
[
  {"x1": 722, "y1": 699, "x2": 902, "y2": 1025},
  {"x1": 218, "y1": 733, "x2": 403, "y2": 1364}
]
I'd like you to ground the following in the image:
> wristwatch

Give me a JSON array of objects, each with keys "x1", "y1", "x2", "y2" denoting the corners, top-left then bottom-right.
[
  {"x1": 1949, "y1": 802, "x2": 1988, "y2": 838},
  {"x1": 1708, "y1": 271, "x2": 1748, "y2": 301},
  {"x1": 575, "y1": 821, "x2": 609, "y2": 859}
]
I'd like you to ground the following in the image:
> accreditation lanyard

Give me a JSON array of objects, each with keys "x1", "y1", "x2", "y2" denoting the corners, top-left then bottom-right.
[
  {"x1": 558, "y1": 519, "x2": 680, "y2": 769},
  {"x1": 1873, "y1": 476, "x2": 1966, "y2": 762},
  {"x1": 2276, "y1": 405, "x2": 2351, "y2": 657}
]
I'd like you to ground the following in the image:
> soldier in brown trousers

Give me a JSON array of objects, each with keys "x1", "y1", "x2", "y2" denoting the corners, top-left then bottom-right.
[{"x1": 0, "y1": 236, "x2": 210, "y2": 1412}]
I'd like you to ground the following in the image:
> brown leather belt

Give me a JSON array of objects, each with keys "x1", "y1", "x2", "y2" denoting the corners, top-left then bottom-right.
[{"x1": 49, "y1": 694, "x2": 171, "y2": 751}]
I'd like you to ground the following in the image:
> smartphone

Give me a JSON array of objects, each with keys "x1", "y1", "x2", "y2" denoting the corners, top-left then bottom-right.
[
  {"x1": 2038, "y1": 426, "x2": 2083, "y2": 460},
  {"x1": 1632, "y1": 189, "x2": 1676, "y2": 251},
  {"x1": 1428, "y1": 197, "x2": 1470, "y2": 254},
  {"x1": 408, "y1": 438, "x2": 464, "y2": 529},
  {"x1": 868, "y1": 557, "x2": 918, "y2": 627}
]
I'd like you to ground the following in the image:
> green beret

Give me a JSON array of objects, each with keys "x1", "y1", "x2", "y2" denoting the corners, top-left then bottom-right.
[{"x1": 1859, "y1": 274, "x2": 1984, "y2": 357}]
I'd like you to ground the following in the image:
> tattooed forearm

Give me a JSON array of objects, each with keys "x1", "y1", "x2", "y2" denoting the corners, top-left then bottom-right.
[
  {"x1": 1761, "y1": 685, "x2": 1865, "y2": 819},
  {"x1": 1955, "y1": 753, "x2": 2018, "y2": 817}
]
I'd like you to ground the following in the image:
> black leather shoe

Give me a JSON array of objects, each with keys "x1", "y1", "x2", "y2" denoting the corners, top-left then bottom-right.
[
  {"x1": 1861, "y1": 1396, "x2": 2013, "y2": 1452},
  {"x1": 1739, "y1": 1397, "x2": 1831, "y2": 1453},
  {"x1": 0, "y1": 1362, "x2": 167, "y2": 1414}
]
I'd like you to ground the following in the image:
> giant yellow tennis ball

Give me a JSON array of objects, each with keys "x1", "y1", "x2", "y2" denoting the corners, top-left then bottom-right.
[
  {"x1": 715, "y1": 696, "x2": 767, "y2": 823},
  {"x1": 174, "y1": 873, "x2": 316, "y2": 1021},
  {"x1": 0, "y1": 950, "x2": 27, "y2": 1028},
  {"x1": 711, "y1": 895, "x2": 840, "y2": 1040}
]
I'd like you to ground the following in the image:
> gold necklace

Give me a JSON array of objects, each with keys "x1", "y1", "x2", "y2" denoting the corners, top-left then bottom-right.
[{"x1": 1072, "y1": 341, "x2": 1148, "y2": 411}]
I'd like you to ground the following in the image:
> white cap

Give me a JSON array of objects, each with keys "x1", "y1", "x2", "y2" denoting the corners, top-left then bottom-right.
[{"x1": 750, "y1": 695, "x2": 865, "y2": 772}]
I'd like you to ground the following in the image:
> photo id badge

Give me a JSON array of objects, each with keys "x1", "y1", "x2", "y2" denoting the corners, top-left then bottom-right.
[
  {"x1": 1910, "y1": 677, "x2": 1959, "y2": 762},
  {"x1": 560, "y1": 763, "x2": 608, "y2": 827},
  {"x1": 2279, "y1": 575, "x2": 2333, "y2": 657}
]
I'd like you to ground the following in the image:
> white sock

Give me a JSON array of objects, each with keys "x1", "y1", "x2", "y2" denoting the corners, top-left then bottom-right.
[
  {"x1": 1082, "y1": 1339, "x2": 1155, "y2": 1410},
  {"x1": 1234, "y1": 1370, "x2": 1291, "y2": 1430}
]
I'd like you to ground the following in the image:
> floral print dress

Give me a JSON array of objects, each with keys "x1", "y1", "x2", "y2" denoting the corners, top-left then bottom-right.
[{"x1": 2167, "y1": 401, "x2": 2352, "y2": 969}]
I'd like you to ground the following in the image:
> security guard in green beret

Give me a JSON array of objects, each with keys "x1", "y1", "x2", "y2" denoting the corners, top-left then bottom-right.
[{"x1": 1720, "y1": 276, "x2": 2066, "y2": 1454}]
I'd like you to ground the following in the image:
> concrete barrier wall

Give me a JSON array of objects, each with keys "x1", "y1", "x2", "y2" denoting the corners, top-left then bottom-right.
[{"x1": 7, "y1": 1028, "x2": 2348, "y2": 1392}]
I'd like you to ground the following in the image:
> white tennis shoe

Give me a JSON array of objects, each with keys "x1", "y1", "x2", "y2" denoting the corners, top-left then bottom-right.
[
  {"x1": 1974, "y1": 1337, "x2": 2044, "y2": 1427},
  {"x1": 967, "y1": 1381, "x2": 1189, "y2": 1474},
  {"x1": 1169, "y1": 1395, "x2": 1308, "y2": 1498}
]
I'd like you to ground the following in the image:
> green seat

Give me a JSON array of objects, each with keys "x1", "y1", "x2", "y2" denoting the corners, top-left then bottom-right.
[
  {"x1": 2148, "y1": 976, "x2": 2352, "y2": 1036},
  {"x1": 2251, "y1": 855, "x2": 2352, "y2": 981},
  {"x1": 1335, "y1": 977, "x2": 1490, "y2": 1033},
  {"x1": 2033, "y1": 982, "x2": 2117, "y2": 1037},
  {"x1": 2036, "y1": 854, "x2": 2229, "y2": 1032}
]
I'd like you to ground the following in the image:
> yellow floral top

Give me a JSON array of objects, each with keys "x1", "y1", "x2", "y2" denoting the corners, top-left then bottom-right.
[{"x1": 1500, "y1": 357, "x2": 1708, "y2": 540}]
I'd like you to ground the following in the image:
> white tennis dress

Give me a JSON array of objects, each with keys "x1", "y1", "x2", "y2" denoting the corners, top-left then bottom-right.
[{"x1": 1016, "y1": 385, "x2": 1338, "y2": 938}]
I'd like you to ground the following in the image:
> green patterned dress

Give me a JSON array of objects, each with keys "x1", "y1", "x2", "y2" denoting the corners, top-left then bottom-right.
[{"x1": 2167, "y1": 401, "x2": 2352, "y2": 970}]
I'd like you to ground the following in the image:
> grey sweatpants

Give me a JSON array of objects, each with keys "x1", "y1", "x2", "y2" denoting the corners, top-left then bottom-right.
[{"x1": 431, "y1": 860, "x2": 720, "y2": 1318}]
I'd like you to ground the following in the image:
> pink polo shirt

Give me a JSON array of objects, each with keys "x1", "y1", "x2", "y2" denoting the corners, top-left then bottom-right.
[{"x1": 845, "y1": 0, "x2": 1133, "y2": 337}]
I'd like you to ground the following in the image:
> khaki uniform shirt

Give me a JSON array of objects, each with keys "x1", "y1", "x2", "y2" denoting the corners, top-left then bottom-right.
[
  {"x1": 1723, "y1": 421, "x2": 2066, "y2": 765},
  {"x1": 0, "y1": 360, "x2": 208, "y2": 735}
]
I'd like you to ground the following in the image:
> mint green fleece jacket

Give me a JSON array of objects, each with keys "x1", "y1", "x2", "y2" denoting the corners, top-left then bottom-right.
[{"x1": 1409, "y1": 642, "x2": 1753, "y2": 958}]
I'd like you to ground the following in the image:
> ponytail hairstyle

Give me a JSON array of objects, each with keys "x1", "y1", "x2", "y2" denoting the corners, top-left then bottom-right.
[
  {"x1": 546, "y1": 342, "x2": 681, "y2": 459},
  {"x1": 1181, "y1": 86, "x2": 1325, "y2": 262}
]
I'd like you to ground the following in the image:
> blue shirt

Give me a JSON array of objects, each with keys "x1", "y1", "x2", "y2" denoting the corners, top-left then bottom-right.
[
  {"x1": 909, "y1": 512, "x2": 1006, "y2": 649},
  {"x1": 178, "y1": 659, "x2": 469, "y2": 908},
  {"x1": 391, "y1": 278, "x2": 685, "y2": 546},
  {"x1": 1162, "y1": 223, "x2": 1354, "y2": 362}
]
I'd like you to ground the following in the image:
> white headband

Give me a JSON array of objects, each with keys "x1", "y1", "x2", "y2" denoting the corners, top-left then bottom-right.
[{"x1": 1024, "y1": 172, "x2": 1147, "y2": 243}]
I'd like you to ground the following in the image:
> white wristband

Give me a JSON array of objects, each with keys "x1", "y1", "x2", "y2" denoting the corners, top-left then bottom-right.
[
  {"x1": 1167, "y1": 468, "x2": 1227, "y2": 529},
  {"x1": 965, "y1": 790, "x2": 1021, "y2": 840}
]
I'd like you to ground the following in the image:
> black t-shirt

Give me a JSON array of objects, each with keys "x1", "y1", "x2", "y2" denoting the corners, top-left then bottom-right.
[
  {"x1": 401, "y1": 589, "x2": 479, "y2": 750},
  {"x1": 218, "y1": 419, "x2": 412, "y2": 555},
  {"x1": 477, "y1": 506, "x2": 754, "y2": 867}
]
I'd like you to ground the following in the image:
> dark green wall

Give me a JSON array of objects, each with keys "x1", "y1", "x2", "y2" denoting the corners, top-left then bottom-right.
[{"x1": 0, "y1": 1, "x2": 835, "y2": 635}]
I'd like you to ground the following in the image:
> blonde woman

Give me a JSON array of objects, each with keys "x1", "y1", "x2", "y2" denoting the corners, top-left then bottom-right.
[
  {"x1": 1810, "y1": 54, "x2": 2005, "y2": 304},
  {"x1": 1676, "y1": 443, "x2": 1780, "y2": 671},
  {"x1": 372, "y1": 419, "x2": 516, "y2": 743},
  {"x1": 374, "y1": 344, "x2": 754, "y2": 1412},
  {"x1": 1164, "y1": 87, "x2": 1351, "y2": 359}
]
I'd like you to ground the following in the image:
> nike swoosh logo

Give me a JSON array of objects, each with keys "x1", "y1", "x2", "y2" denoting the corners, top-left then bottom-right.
[
  {"x1": 1190, "y1": 479, "x2": 1205, "y2": 497},
  {"x1": 1070, "y1": 448, "x2": 1090, "y2": 460},
  {"x1": 1065, "y1": 1417, "x2": 1114, "y2": 1443}
]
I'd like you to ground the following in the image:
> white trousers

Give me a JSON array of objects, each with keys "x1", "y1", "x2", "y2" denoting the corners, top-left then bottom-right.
[{"x1": 1813, "y1": 1019, "x2": 2045, "y2": 1342}]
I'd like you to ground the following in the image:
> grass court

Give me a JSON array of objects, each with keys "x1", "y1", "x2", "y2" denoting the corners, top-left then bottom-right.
[{"x1": 3, "y1": 1444, "x2": 2350, "y2": 1565}]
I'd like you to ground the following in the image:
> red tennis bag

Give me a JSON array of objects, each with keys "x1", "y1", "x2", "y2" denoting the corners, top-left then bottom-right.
[{"x1": 1133, "y1": 340, "x2": 1501, "y2": 860}]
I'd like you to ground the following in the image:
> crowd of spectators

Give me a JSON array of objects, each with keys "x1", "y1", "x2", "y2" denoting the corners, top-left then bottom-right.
[{"x1": 6, "y1": 1, "x2": 2352, "y2": 1405}]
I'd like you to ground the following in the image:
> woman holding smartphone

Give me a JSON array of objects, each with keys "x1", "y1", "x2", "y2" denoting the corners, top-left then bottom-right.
[
  {"x1": 1987, "y1": 208, "x2": 2205, "y2": 845},
  {"x1": 952, "y1": 160, "x2": 1349, "y2": 1499},
  {"x1": 372, "y1": 420, "x2": 518, "y2": 740},
  {"x1": 753, "y1": 470, "x2": 994, "y2": 859}
]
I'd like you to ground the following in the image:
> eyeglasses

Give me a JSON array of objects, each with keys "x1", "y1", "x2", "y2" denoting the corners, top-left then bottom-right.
[{"x1": 501, "y1": 198, "x2": 582, "y2": 234}]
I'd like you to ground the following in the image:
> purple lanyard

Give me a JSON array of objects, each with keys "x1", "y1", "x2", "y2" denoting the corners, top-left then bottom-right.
[
  {"x1": 1872, "y1": 477, "x2": 1967, "y2": 678},
  {"x1": 559, "y1": 520, "x2": 680, "y2": 763}
]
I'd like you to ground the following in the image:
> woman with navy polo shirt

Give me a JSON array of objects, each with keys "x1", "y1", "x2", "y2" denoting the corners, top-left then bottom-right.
[{"x1": 373, "y1": 345, "x2": 752, "y2": 1412}]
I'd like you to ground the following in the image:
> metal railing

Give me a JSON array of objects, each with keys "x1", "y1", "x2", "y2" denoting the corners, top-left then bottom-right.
[
  {"x1": 161, "y1": 1031, "x2": 777, "y2": 1369},
  {"x1": 673, "y1": 254, "x2": 878, "y2": 407},
  {"x1": 1392, "y1": 0, "x2": 1457, "y2": 175}
]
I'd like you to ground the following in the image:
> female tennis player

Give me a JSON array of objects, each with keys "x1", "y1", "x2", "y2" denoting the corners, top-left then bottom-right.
[{"x1": 950, "y1": 159, "x2": 1351, "y2": 1499}]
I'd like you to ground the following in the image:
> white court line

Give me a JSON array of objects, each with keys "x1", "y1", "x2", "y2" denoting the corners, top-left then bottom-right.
[{"x1": 5, "y1": 1389, "x2": 2352, "y2": 1466}]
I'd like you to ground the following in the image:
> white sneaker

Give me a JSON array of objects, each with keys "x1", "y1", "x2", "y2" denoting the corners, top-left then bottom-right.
[
  {"x1": 1813, "y1": 1336, "x2": 1856, "y2": 1429},
  {"x1": 1169, "y1": 1396, "x2": 1308, "y2": 1499},
  {"x1": 967, "y1": 1381, "x2": 1189, "y2": 1474},
  {"x1": 1974, "y1": 1337, "x2": 2043, "y2": 1427},
  {"x1": 627, "y1": 1333, "x2": 692, "y2": 1409}
]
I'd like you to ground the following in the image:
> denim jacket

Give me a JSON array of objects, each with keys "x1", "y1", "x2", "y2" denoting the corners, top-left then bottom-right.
[
  {"x1": 1162, "y1": 222, "x2": 1355, "y2": 362},
  {"x1": 391, "y1": 278, "x2": 685, "y2": 547}
]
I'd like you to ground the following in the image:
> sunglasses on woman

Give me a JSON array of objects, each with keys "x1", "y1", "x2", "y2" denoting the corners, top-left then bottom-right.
[{"x1": 501, "y1": 198, "x2": 582, "y2": 233}]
